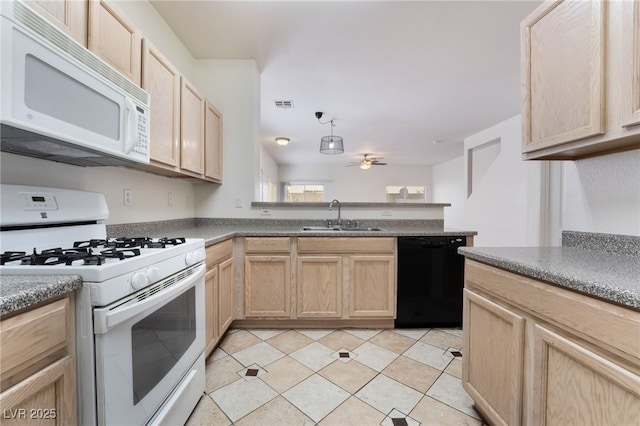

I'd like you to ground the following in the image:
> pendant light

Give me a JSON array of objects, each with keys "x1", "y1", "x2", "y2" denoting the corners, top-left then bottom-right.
[{"x1": 316, "y1": 112, "x2": 344, "y2": 154}]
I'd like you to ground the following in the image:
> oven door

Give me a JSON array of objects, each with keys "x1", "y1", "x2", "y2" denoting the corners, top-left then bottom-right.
[{"x1": 93, "y1": 263, "x2": 205, "y2": 426}]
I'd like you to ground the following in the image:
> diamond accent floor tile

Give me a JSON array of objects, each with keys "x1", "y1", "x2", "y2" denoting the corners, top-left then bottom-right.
[
  {"x1": 352, "y1": 341, "x2": 399, "y2": 372},
  {"x1": 355, "y1": 374, "x2": 423, "y2": 416},
  {"x1": 426, "y1": 373, "x2": 480, "y2": 420},
  {"x1": 331, "y1": 348, "x2": 357, "y2": 363},
  {"x1": 289, "y1": 341, "x2": 335, "y2": 371},
  {"x1": 282, "y1": 374, "x2": 350, "y2": 423},
  {"x1": 403, "y1": 341, "x2": 454, "y2": 371},
  {"x1": 381, "y1": 409, "x2": 420, "y2": 426},
  {"x1": 209, "y1": 377, "x2": 278, "y2": 422},
  {"x1": 232, "y1": 341, "x2": 285, "y2": 367},
  {"x1": 237, "y1": 363, "x2": 266, "y2": 381}
]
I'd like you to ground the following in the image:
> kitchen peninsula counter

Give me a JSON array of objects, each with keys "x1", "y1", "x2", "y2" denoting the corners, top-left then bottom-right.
[
  {"x1": 459, "y1": 231, "x2": 640, "y2": 311},
  {"x1": 106, "y1": 218, "x2": 478, "y2": 246}
]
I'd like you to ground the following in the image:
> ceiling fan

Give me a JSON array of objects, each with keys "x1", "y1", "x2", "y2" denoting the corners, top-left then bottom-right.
[{"x1": 348, "y1": 154, "x2": 387, "y2": 169}]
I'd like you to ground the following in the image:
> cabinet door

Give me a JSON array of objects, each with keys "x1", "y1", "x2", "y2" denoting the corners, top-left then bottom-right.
[
  {"x1": 244, "y1": 255, "x2": 291, "y2": 318},
  {"x1": 0, "y1": 355, "x2": 76, "y2": 425},
  {"x1": 204, "y1": 267, "x2": 219, "y2": 357},
  {"x1": 521, "y1": 0, "x2": 605, "y2": 152},
  {"x1": 218, "y1": 258, "x2": 234, "y2": 334},
  {"x1": 88, "y1": 0, "x2": 141, "y2": 84},
  {"x1": 531, "y1": 324, "x2": 640, "y2": 426},
  {"x1": 625, "y1": 1, "x2": 640, "y2": 128},
  {"x1": 348, "y1": 255, "x2": 395, "y2": 318},
  {"x1": 297, "y1": 256, "x2": 342, "y2": 318},
  {"x1": 142, "y1": 40, "x2": 180, "y2": 169},
  {"x1": 25, "y1": 0, "x2": 87, "y2": 46},
  {"x1": 180, "y1": 78, "x2": 205, "y2": 176},
  {"x1": 462, "y1": 289, "x2": 525, "y2": 426},
  {"x1": 204, "y1": 101, "x2": 223, "y2": 182}
]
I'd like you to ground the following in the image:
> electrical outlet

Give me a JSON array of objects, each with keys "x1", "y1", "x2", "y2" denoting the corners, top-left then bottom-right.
[
  {"x1": 234, "y1": 196, "x2": 243, "y2": 208},
  {"x1": 168, "y1": 192, "x2": 174, "y2": 207},
  {"x1": 123, "y1": 189, "x2": 132, "y2": 206},
  {"x1": 382, "y1": 209, "x2": 392, "y2": 217}
]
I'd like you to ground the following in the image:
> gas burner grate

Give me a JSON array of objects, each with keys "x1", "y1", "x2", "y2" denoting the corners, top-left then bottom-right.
[{"x1": 1, "y1": 251, "x2": 27, "y2": 265}]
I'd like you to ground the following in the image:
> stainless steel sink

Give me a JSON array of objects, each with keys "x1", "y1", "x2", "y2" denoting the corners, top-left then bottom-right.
[{"x1": 300, "y1": 226, "x2": 385, "y2": 232}]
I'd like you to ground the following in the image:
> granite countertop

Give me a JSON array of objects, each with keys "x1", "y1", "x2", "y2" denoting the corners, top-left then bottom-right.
[
  {"x1": 459, "y1": 246, "x2": 640, "y2": 311},
  {"x1": 0, "y1": 275, "x2": 82, "y2": 316},
  {"x1": 106, "y1": 218, "x2": 477, "y2": 247}
]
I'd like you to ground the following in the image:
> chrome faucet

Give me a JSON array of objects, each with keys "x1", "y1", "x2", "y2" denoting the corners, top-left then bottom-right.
[{"x1": 329, "y1": 199, "x2": 341, "y2": 226}]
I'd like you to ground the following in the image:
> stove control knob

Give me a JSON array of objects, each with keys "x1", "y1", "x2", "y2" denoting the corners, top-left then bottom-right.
[
  {"x1": 146, "y1": 267, "x2": 161, "y2": 284},
  {"x1": 185, "y1": 249, "x2": 204, "y2": 266},
  {"x1": 131, "y1": 272, "x2": 149, "y2": 290}
]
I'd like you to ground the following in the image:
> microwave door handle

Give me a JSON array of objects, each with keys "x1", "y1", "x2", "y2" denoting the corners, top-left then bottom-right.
[
  {"x1": 93, "y1": 263, "x2": 205, "y2": 334},
  {"x1": 123, "y1": 97, "x2": 138, "y2": 154}
]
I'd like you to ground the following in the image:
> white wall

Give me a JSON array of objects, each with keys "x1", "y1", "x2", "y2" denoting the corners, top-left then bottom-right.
[
  {"x1": 0, "y1": 153, "x2": 195, "y2": 224},
  {"x1": 433, "y1": 115, "x2": 544, "y2": 246},
  {"x1": 193, "y1": 60, "x2": 261, "y2": 218},
  {"x1": 278, "y1": 164, "x2": 433, "y2": 203},
  {"x1": 260, "y1": 146, "x2": 279, "y2": 202},
  {"x1": 562, "y1": 149, "x2": 640, "y2": 235}
]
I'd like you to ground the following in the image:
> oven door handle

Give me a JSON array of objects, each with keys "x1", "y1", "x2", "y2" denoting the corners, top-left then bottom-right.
[{"x1": 93, "y1": 263, "x2": 205, "y2": 334}]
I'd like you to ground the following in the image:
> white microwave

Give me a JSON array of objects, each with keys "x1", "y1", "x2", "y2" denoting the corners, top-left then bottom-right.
[{"x1": 0, "y1": 1, "x2": 150, "y2": 166}]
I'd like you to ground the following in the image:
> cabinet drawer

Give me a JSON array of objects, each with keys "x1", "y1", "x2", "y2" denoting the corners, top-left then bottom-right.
[
  {"x1": 245, "y1": 237, "x2": 291, "y2": 253},
  {"x1": 206, "y1": 239, "x2": 233, "y2": 267},
  {"x1": 0, "y1": 298, "x2": 69, "y2": 379},
  {"x1": 298, "y1": 237, "x2": 395, "y2": 253}
]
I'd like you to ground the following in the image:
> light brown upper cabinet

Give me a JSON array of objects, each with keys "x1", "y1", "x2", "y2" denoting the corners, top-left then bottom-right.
[
  {"x1": 521, "y1": 0, "x2": 640, "y2": 160},
  {"x1": 25, "y1": 0, "x2": 88, "y2": 46},
  {"x1": 204, "y1": 101, "x2": 223, "y2": 183},
  {"x1": 142, "y1": 39, "x2": 181, "y2": 170},
  {"x1": 88, "y1": 0, "x2": 141, "y2": 85},
  {"x1": 180, "y1": 78, "x2": 205, "y2": 176}
]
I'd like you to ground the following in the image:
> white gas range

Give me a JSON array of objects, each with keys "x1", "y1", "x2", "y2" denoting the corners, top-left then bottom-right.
[{"x1": 0, "y1": 184, "x2": 206, "y2": 425}]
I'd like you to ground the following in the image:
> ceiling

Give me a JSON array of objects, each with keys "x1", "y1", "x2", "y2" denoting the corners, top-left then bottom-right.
[{"x1": 150, "y1": 0, "x2": 542, "y2": 167}]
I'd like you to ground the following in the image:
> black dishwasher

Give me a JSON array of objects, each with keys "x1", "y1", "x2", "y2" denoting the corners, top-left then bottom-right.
[{"x1": 395, "y1": 236, "x2": 466, "y2": 328}]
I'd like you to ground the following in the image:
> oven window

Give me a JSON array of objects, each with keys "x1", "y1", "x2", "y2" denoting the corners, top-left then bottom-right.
[{"x1": 131, "y1": 287, "x2": 196, "y2": 404}]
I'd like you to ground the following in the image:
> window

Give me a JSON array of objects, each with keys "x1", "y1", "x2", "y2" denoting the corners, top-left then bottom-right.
[
  {"x1": 283, "y1": 184, "x2": 324, "y2": 202},
  {"x1": 386, "y1": 186, "x2": 425, "y2": 202}
]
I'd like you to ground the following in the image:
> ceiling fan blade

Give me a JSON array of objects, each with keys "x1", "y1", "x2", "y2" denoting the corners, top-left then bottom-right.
[{"x1": 372, "y1": 162, "x2": 387, "y2": 165}]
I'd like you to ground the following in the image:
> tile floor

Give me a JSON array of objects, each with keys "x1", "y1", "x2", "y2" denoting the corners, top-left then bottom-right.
[{"x1": 186, "y1": 328, "x2": 484, "y2": 425}]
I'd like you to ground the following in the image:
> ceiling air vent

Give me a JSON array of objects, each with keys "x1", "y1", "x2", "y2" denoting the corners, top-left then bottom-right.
[{"x1": 274, "y1": 100, "x2": 294, "y2": 109}]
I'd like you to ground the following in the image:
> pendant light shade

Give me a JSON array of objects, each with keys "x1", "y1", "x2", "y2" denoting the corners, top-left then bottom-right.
[
  {"x1": 316, "y1": 113, "x2": 344, "y2": 154},
  {"x1": 320, "y1": 135, "x2": 344, "y2": 154}
]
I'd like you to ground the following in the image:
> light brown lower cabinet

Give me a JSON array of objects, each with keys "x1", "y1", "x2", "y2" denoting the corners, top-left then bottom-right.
[
  {"x1": 244, "y1": 255, "x2": 292, "y2": 318},
  {"x1": 205, "y1": 240, "x2": 234, "y2": 357},
  {"x1": 0, "y1": 296, "x2": 76, "y2": 425},
  {"x1": 297, "y1": 256, "x2": 343, "y2": 318},
  {"x1": 463, "y1": 260, "x2": 640, "y2": 425}
]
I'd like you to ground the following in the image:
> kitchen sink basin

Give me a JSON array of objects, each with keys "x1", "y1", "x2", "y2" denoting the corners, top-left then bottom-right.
[{"x1": 300, "y1": 226, "x2": 385, "y2": 232}]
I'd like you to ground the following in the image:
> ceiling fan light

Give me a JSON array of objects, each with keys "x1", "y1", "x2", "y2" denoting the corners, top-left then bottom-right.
[
  {"x1": 320, "y1": 136, "x2": 344, "y2": 154},
  {"x1": 275, "y1": 137, "x2": 290, "y2": 146},
  {"x1": 360, "y1": 161, "x2": 371, "y2": 170}
]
